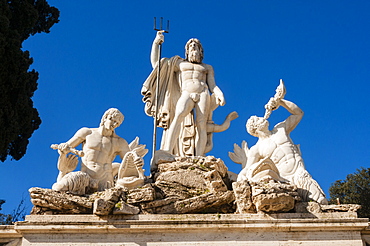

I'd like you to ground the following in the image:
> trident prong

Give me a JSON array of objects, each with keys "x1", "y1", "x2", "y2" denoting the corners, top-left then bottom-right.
[{"x1": 154, "y1": 17, "x2": 170, "y2": 33}]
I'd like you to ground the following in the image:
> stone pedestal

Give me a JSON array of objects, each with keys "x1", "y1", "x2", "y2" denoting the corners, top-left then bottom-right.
[{"x1": 1, "y1": 213, "x2": 369, "y2": 245}]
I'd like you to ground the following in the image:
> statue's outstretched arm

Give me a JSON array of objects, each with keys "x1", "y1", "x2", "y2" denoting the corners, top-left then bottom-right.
[
  {"x1": 67, "y1": 127, "x2": 92, "y2": 148},
  {"x1": 279, "y1": 99, "x2": 303, "y2": 133},
  {"x1": 53, "y1": 127, "x2": 91, "y2": 156},
  {"x1": 150, "y1": 31, "x2": 164, "y2": 68},
  {"x1": 208, "y1": 111, "x2": 238, "y2": 133}
]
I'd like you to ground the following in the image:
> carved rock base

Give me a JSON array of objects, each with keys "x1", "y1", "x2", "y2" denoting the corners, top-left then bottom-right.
[
  {"x1": 251, "y1": 180, "x2": 300, "y2": 213},
  {"x1": 233, "y1": 180, "x2": 300, "y2": 213},
  {"x1": 29, "y1": 187, "x2": 93, "y2": 214},
  {"x1": 253, "y1": 193, "x2": 295, "y2": 212},
  {"x1": 30, "y1": 157, "x2": 356, "y2": 217},
  {"x1": 29, "y1": 187, "x2": 128, "y2": 216},
  {"x1": 137, "y1": 156, "x2": 235, "y2": 214},
  {"x1": 232, "y1": 180, "x2": 255, "y2": 213},
  {"x1": 29, "y1": 156, "x2": 235, "y2": 215},
  {"x1": 113, "y1": 201, "x2": 140, "y2": 215}
]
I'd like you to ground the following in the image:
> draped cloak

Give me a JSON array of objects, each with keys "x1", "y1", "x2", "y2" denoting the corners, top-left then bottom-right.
[{"x1": 141, "y1": 56, "x2": 214, "y2": 156}]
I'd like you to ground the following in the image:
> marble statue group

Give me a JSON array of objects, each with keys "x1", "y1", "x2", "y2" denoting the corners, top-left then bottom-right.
[{"x1": 33, "y1": 30, "x2": 330, "y2": 216}]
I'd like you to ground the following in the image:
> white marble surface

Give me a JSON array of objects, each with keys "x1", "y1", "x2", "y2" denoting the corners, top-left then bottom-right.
[
  {"x1": 142, "y1": 31, "x2": 236, "y2": 157},
  {"x1": 230, "y1": 82, "x2": 328, "y2": 204},
  {"x1": 51, "y1": 108, "x2": 147, "y2": 194}
]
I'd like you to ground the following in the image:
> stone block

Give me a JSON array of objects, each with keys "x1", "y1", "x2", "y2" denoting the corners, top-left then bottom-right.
[
  {"x1": 127, "y1": 185, "x2": 156, "y2": 204},
  {"x1": 295, "y1": 201, "x2": 322, "y2": 213},
  {"x1": 113, "y1": 202, "x2": 140, "y2": 215},
  {"x1": 232, "y1": 180, "x2": 255, "y2": 213}
]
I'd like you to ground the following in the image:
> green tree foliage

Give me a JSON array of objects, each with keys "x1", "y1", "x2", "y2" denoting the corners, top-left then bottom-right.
[
  {"x1": 0, "y1": 0, "x2": 59, "y2": 161},
  {"x1": 0, "y1": 199, "x2": 26, "y2": 224},
  {"x1": 0, "y1": 200, "x2": 12, "y2": 224},
  {"x1": 329, "y1": 167, "x2": 370, "y2": 218}
]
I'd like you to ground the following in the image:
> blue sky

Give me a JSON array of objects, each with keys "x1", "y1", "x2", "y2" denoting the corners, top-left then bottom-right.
[{"x1": 1, "y1": 1, "x2": 369, "y2": 215}]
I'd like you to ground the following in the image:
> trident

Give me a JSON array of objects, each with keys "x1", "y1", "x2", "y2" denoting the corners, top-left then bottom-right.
[{"x1": 151, "y1": 17, "x2": 170, "y2": 169}]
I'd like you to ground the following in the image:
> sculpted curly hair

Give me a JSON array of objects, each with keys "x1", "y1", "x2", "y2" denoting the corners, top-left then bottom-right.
[
  {"x1": 100, "y1": 108, "x2": 124, "y2": 127},
  {"x1": 246, "y1": 115, "x2": 261, "y2": 137}
]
